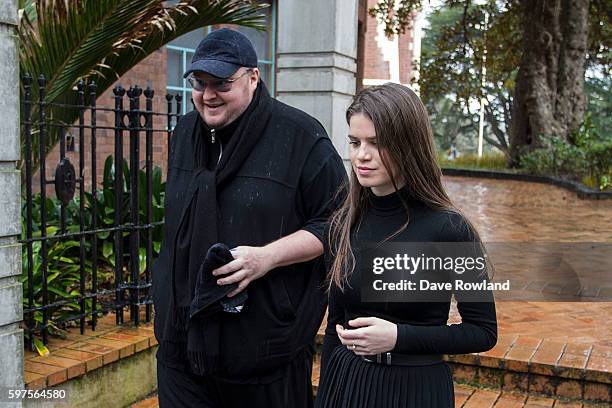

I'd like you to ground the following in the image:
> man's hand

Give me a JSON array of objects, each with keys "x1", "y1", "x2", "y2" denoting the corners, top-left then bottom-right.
[
  {"x1": 213, "y1": 246, "x2": 274, "y2": 297},
  {"x1": 336, "y1": 317, "x2": 398, "y2": 355},
  {"x1": 211, "y1": 230, "x2": 323, "y2": 298}
]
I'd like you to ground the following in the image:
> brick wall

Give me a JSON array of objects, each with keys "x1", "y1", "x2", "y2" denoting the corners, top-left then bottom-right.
[
  {"x1": 398, "y1": 17, "x2": 415, "y2": 85},
  {"x1": 33, "y1": 48, "x2": 171, "y2": 196},
  {"x1": 356, "y1": 0, "x2": 368, "y2": 92},
  {"x1": 363, "y1": 0, "x2": 390, "y2": 82},
  {"x1": 361, "y1": 0, "x2": 416, "y2": 87}
]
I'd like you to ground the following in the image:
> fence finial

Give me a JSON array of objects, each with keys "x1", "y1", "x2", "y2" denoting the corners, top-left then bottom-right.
[
  {"x1": 127, "y1": 85, "x2": 143, "y2": 98},
  {"x1": 113, "y1": 85, "x2": 126, "y2": 97},
  {"x1": 144, "y1": 86, "x2": 154, "y2": 99}
]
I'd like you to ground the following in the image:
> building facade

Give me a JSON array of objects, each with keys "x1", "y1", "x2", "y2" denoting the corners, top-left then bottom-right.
[{"x1": 362, "y1": 0, "x2": 420, "y2": 88}]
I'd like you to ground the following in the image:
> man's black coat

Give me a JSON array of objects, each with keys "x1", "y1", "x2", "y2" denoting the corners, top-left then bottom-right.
[{"x1": 152, "y1": 97, "x2": 346, "y2": 383}]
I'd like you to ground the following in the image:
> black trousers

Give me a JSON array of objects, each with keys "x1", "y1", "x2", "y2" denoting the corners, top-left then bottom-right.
[{"x1": 157, "y1": 355, "x2": 314, "y2": 408}]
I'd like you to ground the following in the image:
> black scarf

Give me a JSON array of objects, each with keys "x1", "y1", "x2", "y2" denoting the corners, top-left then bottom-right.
[
  {"x1": 187, "y1": 243, "x2": 247, "y2": 375},
  {"x1": 169, "y1": 81, "x2": 273, "y2": 374}
]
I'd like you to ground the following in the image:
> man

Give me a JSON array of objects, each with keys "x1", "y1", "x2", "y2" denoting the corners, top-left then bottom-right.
[{"x1": 152, "y1": 28, "x2": 346, "y2": 407}]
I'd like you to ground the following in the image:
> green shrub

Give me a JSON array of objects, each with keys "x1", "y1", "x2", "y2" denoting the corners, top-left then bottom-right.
[
  {"x1": 21, "y1": 225, "x2": 96, "y2": 338},
  {"x1": 585, "y1": 141, "x2": 612, "y2": 190},
  {"x1": 520, "y1": 130, "x2": 611, "y2": 191},
  {"x1": 438, "y1": 151, "x2": 509, "y2": 170},
  {"x1": 85, "y1": 155, "x2": 166, "y2": 266},
  {"x1": 519, "y1": 136, "x2": 588, "y2": 178}
]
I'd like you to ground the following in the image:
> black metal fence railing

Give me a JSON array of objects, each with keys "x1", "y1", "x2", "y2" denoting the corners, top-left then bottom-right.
[{"x1": 20, "y1": 73, "x2": 183, "y2": 348}]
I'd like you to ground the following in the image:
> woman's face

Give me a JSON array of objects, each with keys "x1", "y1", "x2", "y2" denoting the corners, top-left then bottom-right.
[{"x1": 348, "y1": 113, "x2": 401, "y2": 196}]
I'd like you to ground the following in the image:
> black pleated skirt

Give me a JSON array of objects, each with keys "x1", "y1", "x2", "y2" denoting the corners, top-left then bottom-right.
[{"x1": 315, "y1": 346, "x2": 454, "y2": 408}]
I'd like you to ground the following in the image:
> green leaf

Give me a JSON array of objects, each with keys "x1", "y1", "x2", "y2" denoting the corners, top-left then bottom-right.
[
  {"x1": 103, "y1": 241, "x2": 113, "y2": 259},
  {"x1": 33, "y1": 337, "x2": 50, "y2": 356},
  {"x1": 48, "y1": 287, "x2": 72, "y2": 298},
  {"x1": 103, "y1": 155, "x2": 114, "y2": 187},
  {"x1": 139, "y1": 247, "x2": 147, "y2": 273}
]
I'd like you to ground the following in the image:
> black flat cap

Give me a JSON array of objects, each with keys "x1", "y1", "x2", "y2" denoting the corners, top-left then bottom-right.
[{"x1": 183, "y1": 28, "x2": 258, "y2": 79}]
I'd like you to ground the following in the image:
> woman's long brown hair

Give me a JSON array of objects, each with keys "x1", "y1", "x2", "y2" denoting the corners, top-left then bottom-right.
[{"x1": 327, "y1": 83, "x2": 485, "y2": 291}]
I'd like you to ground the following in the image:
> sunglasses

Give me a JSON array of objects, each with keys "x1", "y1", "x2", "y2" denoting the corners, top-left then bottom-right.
[{"x1": 187, "y1": 69, "x2": 252, "y2": 93}]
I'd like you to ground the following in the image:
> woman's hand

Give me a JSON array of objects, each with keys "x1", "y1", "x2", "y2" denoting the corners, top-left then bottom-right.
[{"x1": 336, "y1": 317, "x2": 397, "y2": 355}]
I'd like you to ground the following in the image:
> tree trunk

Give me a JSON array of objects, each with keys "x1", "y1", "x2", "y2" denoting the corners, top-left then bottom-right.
[{"x1": 509, "y1": 0, "x2": 590, "y2": 165}]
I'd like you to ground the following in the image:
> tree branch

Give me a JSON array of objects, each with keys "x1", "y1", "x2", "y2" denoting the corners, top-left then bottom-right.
[{"x1": 484, "y1": 104, "x2": 509, "y2": 150}]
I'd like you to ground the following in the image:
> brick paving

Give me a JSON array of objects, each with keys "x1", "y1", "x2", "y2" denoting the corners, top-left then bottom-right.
[
  {"x1": 132, "y1": 383, "x2": 611, "y2": 408},
  {"x1": 23, "y1": 314, "x2": 157, "y2": 389},
  {"x1": 443, "y1": 176, "x2": 612, "y2": 351},
  {"x1": 443, "y1": 176, "x2": 612, "y2": 242},
  {"x1": 456, "y1": 385, "x2": 610, "y2": 407},
  {"x1": 442, "y1": 177, "x2": 612, "y2": 404}
]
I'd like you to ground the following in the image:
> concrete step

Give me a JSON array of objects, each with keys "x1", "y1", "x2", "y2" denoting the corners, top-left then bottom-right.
[{"x1": 131, "y1": 352, "x2": 610, "y2": 407}]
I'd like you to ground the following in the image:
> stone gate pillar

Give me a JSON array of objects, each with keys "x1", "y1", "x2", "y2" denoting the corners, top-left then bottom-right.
[
  {"x1": 276, "y1": 0, "x2": 358, "y2": 167},
  {"x1": 0, "y1": 0, "x2": 24, "y2": 406}
]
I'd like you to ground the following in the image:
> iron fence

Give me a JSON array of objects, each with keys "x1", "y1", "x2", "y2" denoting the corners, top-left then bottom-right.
[{"x1": 20, "y1": 73, "x2": 184, "y2": 348}]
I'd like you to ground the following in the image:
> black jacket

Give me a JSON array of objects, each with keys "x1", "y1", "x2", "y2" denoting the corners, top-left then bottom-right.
[{"x1": 153, "y1": 98, "x2": 346, "y2": 383}]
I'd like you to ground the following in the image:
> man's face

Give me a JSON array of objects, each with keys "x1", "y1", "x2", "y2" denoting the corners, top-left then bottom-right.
[{"x1": 191, "y1": 67, "x2": 259, "y2": 129}]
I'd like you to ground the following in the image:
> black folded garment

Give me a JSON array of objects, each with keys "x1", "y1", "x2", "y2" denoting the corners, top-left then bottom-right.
[
  {"x1": 189, "y1": 242, "x2": 248, "y2": 321},
  {"x1": 187, "y1": 242, "x2": 248, "y2": 375}
]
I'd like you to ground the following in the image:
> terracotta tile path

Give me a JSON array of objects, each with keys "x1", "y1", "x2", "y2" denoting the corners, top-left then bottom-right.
[
  {"x1": 444, "y1": 176, "x2": 612, "y2": 242},
  {"x1": 23, "y1": 314, "x2": 157, "y2": 389},
  {"x1": 444, "y1": 176, "x2": 612, "y2": 350},
  {"x1": 132, "y1": 386, "x2": 611, "y2": 408}
]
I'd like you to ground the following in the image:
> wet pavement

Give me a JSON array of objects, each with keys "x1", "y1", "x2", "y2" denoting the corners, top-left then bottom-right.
[
  {"x1": 444, "y1": 176, "x2": 612, "y2": 242},
  {"x1": 444, "y1": 176, "x2": 612, "y2": 350}
]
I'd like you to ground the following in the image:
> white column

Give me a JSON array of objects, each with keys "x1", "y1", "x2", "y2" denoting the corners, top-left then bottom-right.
[
  {"x1": 276, "y1": 0, "x2": 358, "y2": 166},
  {"x1": 0, "y1": 0, "x2": 24, "y2": 405}
]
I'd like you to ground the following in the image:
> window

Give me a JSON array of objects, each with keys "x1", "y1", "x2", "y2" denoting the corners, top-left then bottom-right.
[
  {"x1": 166, "y1": 1, "x2": 276, "y2": 115},
  {"x1": 166, "y1": 30, "x2": 201, "y2": 115}
]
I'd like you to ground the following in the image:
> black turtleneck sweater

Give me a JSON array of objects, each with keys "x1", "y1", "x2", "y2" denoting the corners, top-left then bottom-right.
[{"x1": 321, "y1": 188, "x2": 497, "y2": 373}]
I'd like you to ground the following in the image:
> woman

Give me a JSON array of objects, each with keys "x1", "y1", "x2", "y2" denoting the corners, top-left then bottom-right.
[{"x1": 316, "y1": 83, "x2": 497, "y2": 408}]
